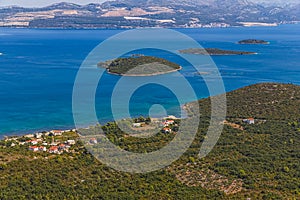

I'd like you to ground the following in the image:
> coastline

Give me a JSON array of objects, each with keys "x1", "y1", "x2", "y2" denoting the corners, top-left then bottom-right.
[
  {"x1": 0, "y1": 81, "x2": 298, "y2": 140},
  {"x1": 106, "y1": 66, "x2": 182, "y2": 77},
  {"x1": 2, "y1": 22, "x2": 300, "y2": 30},
  {"x1": 0, "y1": 99, "x2": 188, "y2": 140}
]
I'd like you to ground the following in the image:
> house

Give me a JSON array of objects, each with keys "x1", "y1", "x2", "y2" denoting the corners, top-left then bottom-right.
[
  {"x1": 163, "y1": 128, "x2": 172, "y2": 134},
  {"x1": 243, "y1": 118, "x2": 255, "y2": 124},
  {"x1": 30, "y1": 140, "x2": 38, "y2": 145},
  {"x1": 35, "y1": 132, "x2": 43, "y2": 139},
  {"x1": 38, "y1": 146, "x2": 47, "y2": 152},
  {"x1": 166, "y1": 120, "x2": 175, "y2": 125},
  {"x1": 49, "y1": 146, "x2": 59, "y2": 154},
  {"x1": 67, "y1": 140, "x2": 76, "y2": 145},
  {"x1": 90, "y1": 138, "x2": 98, "y2": 144},
  {"x1": 59, "y1": 144, "x2": 66, "y2": 151},
  {"x1": 44, "y1": 132, "x2": 51, "y2": 136},
  {"x1": 29, "y1": 146, "x2": 46, "y2": 152},
  {"x1": 29, "y1": 146, "x2": 39, "y2": 152},
  {"x1": 162, "y1": 120, "x2": 175, "y2": 127},
  {"x1": 132, "y1": 123, "x2": 142, "y2": 128},
  {"x1": 51, "y1": 130, "x2": 63, "y2": 136}
]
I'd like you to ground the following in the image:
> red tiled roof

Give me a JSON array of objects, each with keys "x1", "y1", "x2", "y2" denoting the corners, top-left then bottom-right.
[{"x1": 49, "y1": 146, "x2": 58, "y2": 150}]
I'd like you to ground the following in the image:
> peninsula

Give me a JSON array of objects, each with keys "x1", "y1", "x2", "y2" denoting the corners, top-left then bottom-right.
[
  {"x1": 179, "y1": 48, "x2": 257, "y2": 55},
  {"x1": 97, "y1": 56, "x2": 181, "y2": 76},
  {"x1": 238, "y1": 39, "x2": 270, "y2": 44}
]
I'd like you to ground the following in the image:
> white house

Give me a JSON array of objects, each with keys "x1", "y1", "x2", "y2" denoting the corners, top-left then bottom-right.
[
  {"x1": 166, "y1": 120, "x2": 175, "y2": 124},
  {"x1": 67, "y1": 140, "x2": 76, "y2": 145},
  {"x1": 35, "y1": 132, "x2": 43, "y2": 139},
  {"x1": 51, "y1": 130, "x2": 63, "y2": 136},
  {"x1": 44, "y1": 132, "x2": 51, "y2": 136},
  {"x1": 162, "y1": 120, "x2": 175, "y2": 127},
  {"x1": 31, "y1": 140, "x2": 38, "y2": 145},
  {"x1": 132, "y1": 123, "x2": 142, "y2": 128},
  {"x1": 90, "y1": 138, "x2": 98, "y2": 144},
  {"x1": 29, "y1": 146, "x2": 39, "y2": 152},
  {"x1": 163, "y1": 127, "x2": 172, "y2": 134},
  {"x1": 59, "y1": 144, "x2": 67, "y2": 151},
  {"x1": 38, "y1": 146, "x2": 47, "y2": 152},
  {"x1": 49, "y1": 146, "x2": 59, "y2": 154},
  {"x1": 243, "y1": 118, "x2": 255, "y2": 124}
]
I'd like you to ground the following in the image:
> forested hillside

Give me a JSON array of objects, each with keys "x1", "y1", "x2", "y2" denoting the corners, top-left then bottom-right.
[{"x1": 0, "y1": 83, "x2": 299, "y2": 199}]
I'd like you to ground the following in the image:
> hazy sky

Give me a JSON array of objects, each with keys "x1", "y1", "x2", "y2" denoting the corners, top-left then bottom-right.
[{"x1": 0, "y1": 0, "x2": 298, "y2": 7}]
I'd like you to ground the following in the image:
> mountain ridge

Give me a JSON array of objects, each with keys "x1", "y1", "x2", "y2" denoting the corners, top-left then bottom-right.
[{"x1": 0, "y1": 0, "x2": 299, "y2": 28}]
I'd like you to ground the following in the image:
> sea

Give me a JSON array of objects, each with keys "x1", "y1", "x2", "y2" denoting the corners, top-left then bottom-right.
[{"x1": 0, "y1": 24, "x2": 299, "y2": 137}]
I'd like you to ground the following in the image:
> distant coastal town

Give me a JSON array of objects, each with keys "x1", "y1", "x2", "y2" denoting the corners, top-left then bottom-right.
[{"x1": 0, "y1": 1, "x2": 298, "y2": 29}]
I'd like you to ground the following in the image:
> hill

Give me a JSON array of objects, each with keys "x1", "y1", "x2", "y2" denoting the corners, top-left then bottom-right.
[
  {"x1": 97, "y1": 56, "x2": 181, "y2": 76},
  {"x1": 0, "y1": 0, "x2": 299, "y2": 28},
  {"x1": 0, "y1": 83, "x2": 299, "y2": 199},
  {"x1": 179, "y1": 48, "x2": 257, "y2": 55},
  {"x1": 238, "y1": 39, "x2": 270, "y2": 44}
]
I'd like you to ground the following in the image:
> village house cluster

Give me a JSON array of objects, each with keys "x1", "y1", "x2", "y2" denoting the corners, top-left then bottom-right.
[
  {"x1": 4, "y1": 129, "x2": 77, "y2": 154},
  {"x1": 162, "y1": 119, "x2": 175, "y2": 133},
  {"x1": 131, "y1": 116, "x2": 179, "y2": 134}
]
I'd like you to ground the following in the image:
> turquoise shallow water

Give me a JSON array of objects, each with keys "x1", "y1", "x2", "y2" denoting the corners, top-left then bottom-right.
[{"x1": 0, "y1": 25, "x2": 299, "y2": 137}]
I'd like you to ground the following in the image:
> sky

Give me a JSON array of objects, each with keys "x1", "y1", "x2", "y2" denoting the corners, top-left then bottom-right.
[{"x1": 0, "y1": 0, "x2": 298, "y2": 7}]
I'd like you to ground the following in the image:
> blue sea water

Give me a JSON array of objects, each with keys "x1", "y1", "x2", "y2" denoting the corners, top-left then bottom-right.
[{"x1": 0, "y1": 24, "x2": 299, "y2": 137}]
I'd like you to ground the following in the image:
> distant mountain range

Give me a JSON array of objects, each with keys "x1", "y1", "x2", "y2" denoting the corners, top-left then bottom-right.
[{"x1": 0, "y1": 0, "x2": 299, "y2": 28}]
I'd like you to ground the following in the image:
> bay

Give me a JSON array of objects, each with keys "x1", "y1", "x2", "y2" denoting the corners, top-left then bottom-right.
[{"x1": 0, "y1": 24, "x2": 299, "y2": 137}]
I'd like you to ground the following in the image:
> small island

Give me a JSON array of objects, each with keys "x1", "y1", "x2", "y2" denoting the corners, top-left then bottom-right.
[
  {"x1": 238, "y1": 39, "x2": 270, "y2": 44},
  {"x1": 98, "y1": 55, "x2": 181, "y2": 76},
  {"x1": 179, "y1": 48, "x2": 256, "y2": 55}
]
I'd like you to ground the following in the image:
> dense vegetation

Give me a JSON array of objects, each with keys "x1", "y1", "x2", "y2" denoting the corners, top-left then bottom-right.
[
  {"x1": 0, "y1": 83, "x2": 300, "y2": 199},
  {"x1": 98, "y1": 56, "x2": 181, "y2": 76},
  {"x1": 179, "y1": 48, "x2": 256, "y2": 55}
]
